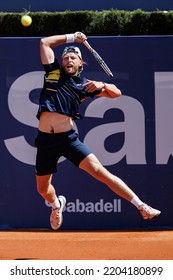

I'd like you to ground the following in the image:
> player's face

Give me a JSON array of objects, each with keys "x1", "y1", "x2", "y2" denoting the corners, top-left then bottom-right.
[{"x1": 62, "y1": 53, "x2": 82, "y2": 75}]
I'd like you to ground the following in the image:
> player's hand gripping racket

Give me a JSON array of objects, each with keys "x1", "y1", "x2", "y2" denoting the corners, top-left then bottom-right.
[{"x1": 77, "y1": 32, "x2": 113, "y2": 77}]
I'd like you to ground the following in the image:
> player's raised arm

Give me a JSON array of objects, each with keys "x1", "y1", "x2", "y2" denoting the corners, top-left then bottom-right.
[
  {"x1": 40, "y1": 32, "x2": 87, "y2": 65},
  {"x1": 40, "y1": 35, "x2": 66, "y2": 64}
]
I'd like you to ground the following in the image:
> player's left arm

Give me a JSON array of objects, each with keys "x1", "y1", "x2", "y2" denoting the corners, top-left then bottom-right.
[{"x1": 83, "y1": 79, "x2": 122, "y2": 98}]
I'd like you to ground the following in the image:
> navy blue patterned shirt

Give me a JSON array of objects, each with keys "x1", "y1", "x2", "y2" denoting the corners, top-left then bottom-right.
[{"x1": 37, "y1": 59, "x2": 101, "y2": 120}]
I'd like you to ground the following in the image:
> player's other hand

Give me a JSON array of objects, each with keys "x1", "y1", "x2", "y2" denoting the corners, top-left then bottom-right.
[
  {"x1": 74, "y1": 32, "x2": 87, "y2": 43},
  {"x1": 83, "y1": 79, "x2": 104, "y2": 92}
]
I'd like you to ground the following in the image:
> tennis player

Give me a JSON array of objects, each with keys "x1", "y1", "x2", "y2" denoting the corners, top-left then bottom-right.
[{"x1": 35, "y1": 31, "x2": 161, "y2": 230}]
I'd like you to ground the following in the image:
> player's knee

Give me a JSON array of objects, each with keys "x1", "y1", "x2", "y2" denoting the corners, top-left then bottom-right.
[{"x1": 91, "y1": 164, "x2": 105, "y2": 179}]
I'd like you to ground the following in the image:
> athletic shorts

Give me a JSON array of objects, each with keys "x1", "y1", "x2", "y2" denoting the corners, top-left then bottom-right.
[{"x1": 34, "y1": 129, "x2": 92, "y2": 176}]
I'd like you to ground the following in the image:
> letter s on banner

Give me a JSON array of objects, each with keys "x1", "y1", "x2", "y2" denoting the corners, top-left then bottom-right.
[
  {"x1": 4, "y1": 72, "x2": 43, "y2": 165},
  {"x1": 7, "y1": 71, "x2": 43, "y2": 127}
]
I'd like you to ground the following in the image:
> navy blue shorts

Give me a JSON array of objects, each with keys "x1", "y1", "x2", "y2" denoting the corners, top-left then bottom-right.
[{"x1": 34, "y1": 129, "x2": 92, "y2": 175}]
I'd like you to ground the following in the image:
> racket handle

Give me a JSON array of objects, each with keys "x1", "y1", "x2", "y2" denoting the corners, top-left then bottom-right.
[{"x1": 83, "y1": 40, "x2": 92, "y2": 50}]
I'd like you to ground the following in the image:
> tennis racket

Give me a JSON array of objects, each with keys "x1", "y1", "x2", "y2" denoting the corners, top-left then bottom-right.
[{"x1": 83, "y1": 39, "x2": 114, "y2": 78}]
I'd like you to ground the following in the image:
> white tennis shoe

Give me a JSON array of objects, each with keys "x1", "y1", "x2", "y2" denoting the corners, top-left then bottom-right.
[
  {"x1": 138, "y1": 203, "x2": 161, "y2": 220},
  {"x1": 50, "y1": 196, "x2": 66, "y2": 230}
]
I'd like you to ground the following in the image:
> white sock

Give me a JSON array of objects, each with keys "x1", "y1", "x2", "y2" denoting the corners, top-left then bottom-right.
[
  {"x1": 131, "y1": 196, "x2": 144, "y2": 208},
  {"x1": 50, "y1": 196, "x2": 60, "y2": 209}
]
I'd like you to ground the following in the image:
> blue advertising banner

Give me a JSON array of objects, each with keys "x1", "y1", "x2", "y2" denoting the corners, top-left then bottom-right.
[
  {"x1": 0, "y1": 0, "x2": 171, "y2": 12},
  {"x1": 0, "y1": 36, "x2": 173, "y2": 230}
]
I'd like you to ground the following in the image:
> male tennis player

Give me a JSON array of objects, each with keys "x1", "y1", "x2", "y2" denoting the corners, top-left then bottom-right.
[{"x1": 35, "y1": 31, "x2": 161, "y2": 230}]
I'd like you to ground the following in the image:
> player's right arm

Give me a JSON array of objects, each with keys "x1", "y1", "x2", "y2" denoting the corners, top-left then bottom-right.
[
  {"x1": 40, "y1": 32, "x2": 87, "y2": 65},
  {"x1": 40, "y1": 35, "x2": 66, "y2": 64}
]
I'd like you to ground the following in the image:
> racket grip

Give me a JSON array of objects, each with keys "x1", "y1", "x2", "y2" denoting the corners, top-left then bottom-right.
[{"x1": 76, "y1": 32, "x2": 89, "y2": 46}]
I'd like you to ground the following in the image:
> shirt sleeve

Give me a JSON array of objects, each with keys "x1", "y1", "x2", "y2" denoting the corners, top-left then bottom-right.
[{"x1": 42, "y1": 58, "x2": 60, "y2": 75}]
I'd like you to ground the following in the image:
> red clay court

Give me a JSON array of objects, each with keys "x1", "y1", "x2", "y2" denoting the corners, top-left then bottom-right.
[{"x1": 0, "y1": 229, "x2": 173, "y2": 260}]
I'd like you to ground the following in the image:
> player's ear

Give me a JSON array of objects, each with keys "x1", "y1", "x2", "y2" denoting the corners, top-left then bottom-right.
[{"x1": 78, "y1": 65, "x2": 83, "y2": 74}]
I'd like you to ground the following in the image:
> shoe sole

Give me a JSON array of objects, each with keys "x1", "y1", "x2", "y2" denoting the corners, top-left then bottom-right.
[{"x1": 148, "y1": 211, "x2": 161, "y2": 220}]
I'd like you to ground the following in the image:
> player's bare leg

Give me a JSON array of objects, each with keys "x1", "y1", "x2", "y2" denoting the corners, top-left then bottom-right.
[
  {"x1": 36, "y1": 174, "x2": 66, "y2": 230},
  {"x1": 79, "y1": 153, "x2": 161, "y2": 220},
  {"x1": 36, "y1": 174, "x2": 56, "y2": 203},
  {"x1": 79, "y1": 154, "x2": 135, "y2": 201}
]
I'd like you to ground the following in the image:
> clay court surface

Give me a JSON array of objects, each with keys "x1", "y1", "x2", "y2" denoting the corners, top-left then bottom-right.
[{"x1": 0, "y1": 229, "x2": 173, "y2": 260}]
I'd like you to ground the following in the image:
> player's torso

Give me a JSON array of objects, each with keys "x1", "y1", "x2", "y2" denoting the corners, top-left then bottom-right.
[
  {"x1": 38, "y1": 69, "x2": 88, "y2": 119},
  {"x1": 39, "y1": 111, "x2": 74, "y2": 133}
]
